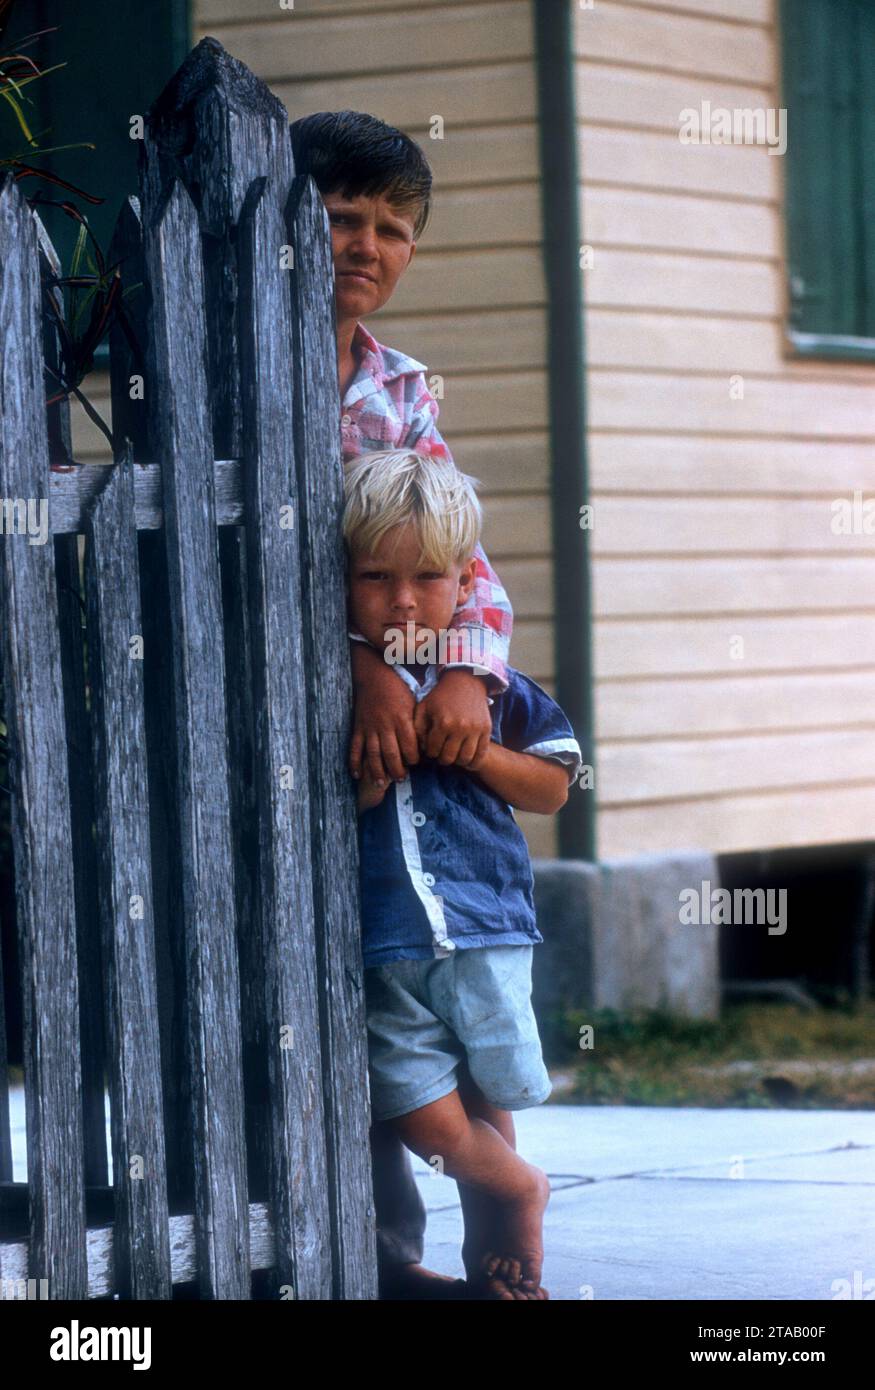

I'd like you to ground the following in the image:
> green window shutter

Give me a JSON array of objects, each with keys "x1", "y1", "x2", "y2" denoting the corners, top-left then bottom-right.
[
  {"x1": 857, "y1": 0, "x2": 875, "y2": 331},
  {"x1": 6, "y1": 1, "x2": 191, "y2": 292},
  {"x1": 780, "y1": 0, "x2": 875, "y2": 358}
]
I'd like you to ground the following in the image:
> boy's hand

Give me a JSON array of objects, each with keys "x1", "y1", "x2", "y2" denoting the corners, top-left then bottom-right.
[
  {"x1": 414, "y1": 669, "x2": 492, "y2": 767},
  {"x1": 357, "y1": 770, "x2": 389, "y2": 815},
  {"x1": 349, "y1": 642, "x2": 419, "y2": 785}
]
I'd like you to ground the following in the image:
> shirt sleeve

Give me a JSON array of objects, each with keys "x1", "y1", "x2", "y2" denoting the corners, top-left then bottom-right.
[
  {"x1": 403, "y1": 378, "x2": 513, "y2": 693},
  {"x1": 496, "y1": 672, "x2": 583, "y2": 784}
]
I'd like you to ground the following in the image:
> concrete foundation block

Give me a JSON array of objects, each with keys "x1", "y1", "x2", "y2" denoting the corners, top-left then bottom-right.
[{"x1": 532, "y1": 851, "x2": 721, "y2": 1020}]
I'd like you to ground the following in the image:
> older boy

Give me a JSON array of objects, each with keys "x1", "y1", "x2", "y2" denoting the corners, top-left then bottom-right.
[
  {"x1": 290, "y1": 109, "x2": 517, "y2": 1298},
  {"x1": 344, "y1": 450, "x2": 582, "y2": 1299}
]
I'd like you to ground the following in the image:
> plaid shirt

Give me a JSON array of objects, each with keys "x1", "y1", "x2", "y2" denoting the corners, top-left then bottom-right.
[{"x1": 341, "y1": 322, "x2": 512, "y2": 690}]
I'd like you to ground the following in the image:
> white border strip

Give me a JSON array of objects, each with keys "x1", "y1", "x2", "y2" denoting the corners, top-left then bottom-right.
[{"x1": 393, "y1": 777, "x2": 454, "y2": 954}]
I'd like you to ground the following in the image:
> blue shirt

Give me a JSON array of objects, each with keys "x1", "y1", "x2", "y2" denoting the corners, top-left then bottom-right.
[{"x1": 358, "y1": 664, "x2": 582, "y2": 968}]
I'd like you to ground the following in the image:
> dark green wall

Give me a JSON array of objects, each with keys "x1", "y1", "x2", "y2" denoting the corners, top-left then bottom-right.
[{"x1": 5, "y1": 0, "x2": 190, "y2": 272}]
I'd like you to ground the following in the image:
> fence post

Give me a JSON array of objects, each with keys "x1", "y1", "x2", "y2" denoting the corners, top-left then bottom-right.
[
  {"x1": 236, "y1": 174, "x2": 333, "y2": 1297},
  {"x1": 286, "y1": 176, "x2": 378, "y2": 1300}
]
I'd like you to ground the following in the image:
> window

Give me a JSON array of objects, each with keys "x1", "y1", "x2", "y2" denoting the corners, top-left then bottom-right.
[
  {"x1": 779, "y1": 0, "x2": 875, "y2": 360},
  {"x1": 7, "y1": 0, "x2": 190, "y2": 345}
]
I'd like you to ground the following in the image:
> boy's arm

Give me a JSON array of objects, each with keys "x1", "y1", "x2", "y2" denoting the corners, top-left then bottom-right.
[
  {"x1": 472, "y1": 670, "x2": 583, "y2": 812},
  {"x1": 466, "y1": 740, "x2": 570, "y2": 815},
  {"x1": 405, "y1": 392, "x2": 512, "y2": 692},
  {"x1": 349, "y1": 640, "x2": 419, "y2": 785},
  {"x1": 404, "y1": 386, "x2": 512, "y2": 762}
]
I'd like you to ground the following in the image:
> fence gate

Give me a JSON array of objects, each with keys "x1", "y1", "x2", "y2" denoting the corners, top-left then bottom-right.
[{"x1": 0, "y1": 37, "x2": 377, "y2": 1300}]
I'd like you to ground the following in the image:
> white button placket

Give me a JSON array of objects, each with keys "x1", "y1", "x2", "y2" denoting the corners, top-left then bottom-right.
[{"x1": 393, "y1": 777, "x2": 453, "y2": 955}]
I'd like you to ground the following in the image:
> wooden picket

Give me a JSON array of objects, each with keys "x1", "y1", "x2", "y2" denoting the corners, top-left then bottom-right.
[
  {"x1": 0, "y1": 36, "x2": 377, "y2": 1300},
  {"x1": 83, "y1": 447, "x2": 172, "y2": 1301},
  {"x1": 286, "y1": 176, "x2": 377, "y2": 1299},
  {"x1": 0, "y1": 174, "x2": 88, "y2": 1299}
]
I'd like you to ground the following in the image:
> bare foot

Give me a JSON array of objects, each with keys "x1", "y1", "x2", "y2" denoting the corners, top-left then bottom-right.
[
  {"x1": 461, "y1": 1201, "x2": 540, "y2": 1300},
  {"x1": 466, "y1": 1253, "x2": 541, "y2": 1300},
  {"x1": 379, "y1": 1262, "x2": 468, "y2": 1301},
  {"x1": 471, "y1": 1165, "x2": 551, "y2": 1299}
]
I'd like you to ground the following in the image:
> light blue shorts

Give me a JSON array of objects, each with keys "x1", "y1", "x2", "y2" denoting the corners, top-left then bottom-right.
[{"x1": 364, "y1": 944, "x2": 552, "y2": 1124}]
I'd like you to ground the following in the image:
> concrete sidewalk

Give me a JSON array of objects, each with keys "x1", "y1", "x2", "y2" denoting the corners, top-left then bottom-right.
[
  {"x1": 8, "y1": 1086, "x2": 874, "y2": 1300},
  {"x1": 414, "y1": 1103, "x2": 875, "y2": 1301}
]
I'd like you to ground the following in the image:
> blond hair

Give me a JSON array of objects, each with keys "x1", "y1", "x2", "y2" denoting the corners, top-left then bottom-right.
[{"x1": 342, "y1": 449, "x2": 482, "y2": 568}]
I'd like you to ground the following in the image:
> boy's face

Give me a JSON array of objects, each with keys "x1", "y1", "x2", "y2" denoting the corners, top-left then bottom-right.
[
  {"x1": 348, "y1": 522, "x2": 476, "y2": 654},
  {"x1": 322, "y1": 189, "x2": 418, "y2": 324}
]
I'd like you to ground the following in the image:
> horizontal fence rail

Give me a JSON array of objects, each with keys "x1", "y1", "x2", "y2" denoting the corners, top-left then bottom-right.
[{"x1": 40, "y1": 457, "x2": 247, "y2": 534}]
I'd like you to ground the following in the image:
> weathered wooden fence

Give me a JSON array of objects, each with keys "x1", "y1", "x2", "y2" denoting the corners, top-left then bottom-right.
[{"x1": 0, "y1": 37, "x2": 377, "y2": 1300}]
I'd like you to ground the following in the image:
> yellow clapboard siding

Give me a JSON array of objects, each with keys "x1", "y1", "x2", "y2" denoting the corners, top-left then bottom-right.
[
  {"x1": 584, "y1": 186, "x2": 779, "y2": 256},
  {"x1": 585, "y1": 308, "x2": 875, "y2": 381},
  {"x1": 481, "y1": 494, "x2": 551, "y2": 556},
  {"x1": 374, "y1": 307, "x2": 544, "y2": 369},
  {"x1": 599, "y1": 728, "x2": 875, "y2": 803},
  {"x1": 594, "y1": 614, "x2": 875, "y2": 678},
  {"x1": 201, "y1": 0, "x2": 530, "y2": 17},
  {"x1": 592, "y1": 555, "x2": 875, "y2": 616},
  {"x1": 597, "y1": 784, "x2": 875, "y2": 858},
  {"x1": 420, "y1": 185, "x2": 541, "y2": 249},
  {"x1": 579, "y1": 125, "x2": 780, "y2": 202},
  {"x1": 613, "y1": 0, "x2": 772, "y2": 24},
  {"x1": 587, "y1": 371, "x2": 875, "y2": 436},
  {"x1": 582, "y1": 249, "x2": 779, "y2": 315},
  {"x1": 200, "y1": 0, "x2": 461, "y2": 17},
  {"x1": 588, "y1": 434, "x2": 875, "y2": 494},
  {"x1": 502, "y1": 618, "x2": 553, "y2": 683},
  {"x1": 384, "y1": 248, "x2": 544, "y2": 314},
  {"x1": 279, "y1": 60, "x2": 536, "y2": 131},
  {"x1": 416, "y1": 123, "x2": 540, "y2": 187},
  {"x1": 595, "y1": 670, "x2": 875, "y2": 740},
  {"x1": 195, "y1": 3, "x2": 534, "y2": 82},
  {"x1": 431, "y1": 369, "x2": 547, "y2": 435},
  {"x1": 576, "y1": 61, "x2": 774, "y2": 133},
  {"x1": 491, "y1": 557, "x2": 552, "y2": 617},
  {"x1": 590, "y1": 497, "x2": 873, "y2": 556},
  {"x1": 200, "y1": 0, "x2": 418, "y2": 17},
  {"x1": 574, "y1": 0, "x2": 774, "y2": 83},
  {"x1": 587, "y1": 309, "x2": 785, "y2": 373},
  {"x1": 436, "y1": 431, "x2": 550, "y2": 492},
  {"x1": 70, "y1": 381, "x2": 113, "y2": 461},
  {"x1": 516, "y1": 812, "x2": 558, "y2": 861},
  {"x1": 570, "y1": 4, "x2": 875, "y2": 854}
]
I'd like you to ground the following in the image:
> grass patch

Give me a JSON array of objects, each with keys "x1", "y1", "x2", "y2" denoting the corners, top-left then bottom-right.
[{"x1": 542, "y1": 1001, "x2": 875, "y2": 1109}]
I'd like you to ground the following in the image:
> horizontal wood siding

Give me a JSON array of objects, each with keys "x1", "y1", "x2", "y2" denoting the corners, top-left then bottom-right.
[
  {"x1": 195, "y1": 0, "x2": 557, "y2": 859},
  {"x1": 577, "y1": 0, "x2": 875, "y2": 855}
]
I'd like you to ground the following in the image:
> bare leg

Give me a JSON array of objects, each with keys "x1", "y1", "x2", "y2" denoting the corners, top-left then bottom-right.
[
  {"x1": 454, "y1": 1066, "x2": 549, "y2": 1300},
  {"x1": 455, "y1": 1065, "x2": 519, "y2": 1292},
  {"x1": 370, "y1": 1119, "x2": 467, "y2": 1300},
  {"x1": 389, "y1": 1088, "x2": 550, "y2": 1300}
]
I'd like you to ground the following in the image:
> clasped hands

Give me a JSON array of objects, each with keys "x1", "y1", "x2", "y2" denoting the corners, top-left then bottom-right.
[{"x1": 350, "y1": 643, "x2": 492, "y2": 811}]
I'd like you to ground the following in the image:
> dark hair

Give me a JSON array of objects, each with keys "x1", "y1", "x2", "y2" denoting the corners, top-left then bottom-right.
[{"x1": 289, "y1": 109, "x2": 432, "y2": 238}]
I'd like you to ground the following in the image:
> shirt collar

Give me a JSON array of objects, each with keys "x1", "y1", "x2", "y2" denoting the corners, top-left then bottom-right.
[
  {"x1": 391, "y1": 664, "x2": 440, "y2": 703},
  {"x1": 343, "y1": 322, "x2": 427, "y2": 407}
]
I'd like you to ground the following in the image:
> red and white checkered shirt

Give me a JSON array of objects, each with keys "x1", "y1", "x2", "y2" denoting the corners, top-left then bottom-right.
[{"x1": 341, "y1": 322, "x2": 512, "y2": 690}]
